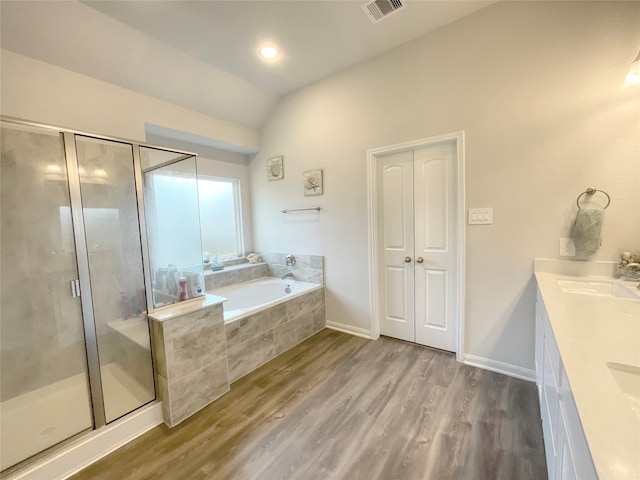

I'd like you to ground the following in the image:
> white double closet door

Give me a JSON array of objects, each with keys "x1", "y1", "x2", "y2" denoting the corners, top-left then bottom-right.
[{"x1": 377, "y1": 140, "x2": 458, "y2": 351}]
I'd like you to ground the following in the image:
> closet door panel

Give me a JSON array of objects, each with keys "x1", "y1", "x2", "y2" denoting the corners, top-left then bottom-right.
[
  {"x1": 414, "y1": 141, "x2": 457, "y2": 351},
  {"x1": 378, "y1": 151, "x2": 415, "y2": 342}
]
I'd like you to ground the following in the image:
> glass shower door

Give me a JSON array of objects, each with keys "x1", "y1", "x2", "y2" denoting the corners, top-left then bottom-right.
[
  {"x1": 74, "y1": 136, "x2": 155, "y2": 423},
  {"x1": 0, "y1": 123, "x2": 93, "y2": 471}
]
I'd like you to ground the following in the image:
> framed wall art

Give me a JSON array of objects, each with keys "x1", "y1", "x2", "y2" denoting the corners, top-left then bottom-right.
[
  {"x1": 303, "y1": 169, "x2": 323, "y2": 196},
  {"x1": 267, "y1": 156, "x2": 284, "y2": 181}
]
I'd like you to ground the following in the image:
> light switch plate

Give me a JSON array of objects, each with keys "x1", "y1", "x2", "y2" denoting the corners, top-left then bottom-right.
[{"x1": 468, "y1": 208, "x2": 493, "y2": 225}]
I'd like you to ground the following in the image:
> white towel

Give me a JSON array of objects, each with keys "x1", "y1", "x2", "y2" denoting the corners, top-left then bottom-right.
[{"x1": 573, "y1": 208, "x2": 604, "y2": 254}]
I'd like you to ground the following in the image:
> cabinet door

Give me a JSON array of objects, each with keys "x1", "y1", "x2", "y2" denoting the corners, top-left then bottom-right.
[
  {"x1": 559, "y1": 365, "x2": 598, "y2": 480},
  {"x1": 557, "y1": 405, "x2": 578, "y2": 480},
  {"x1": 536, "y1": 287, "x2": 598, "y2": 480},
  {"x1": 535, "y1": 307, "x2": 544, "y2": 401}
]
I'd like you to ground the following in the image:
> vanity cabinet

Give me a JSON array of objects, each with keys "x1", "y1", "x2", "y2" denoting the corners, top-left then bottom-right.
[{"x1": 535, "y1": 289, "x2": 598, "y2": 480}]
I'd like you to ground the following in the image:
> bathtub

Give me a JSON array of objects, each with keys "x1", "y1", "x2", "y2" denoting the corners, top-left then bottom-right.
[{"x1": 212, "y1": 276, "x2": 322, "y2": 322}]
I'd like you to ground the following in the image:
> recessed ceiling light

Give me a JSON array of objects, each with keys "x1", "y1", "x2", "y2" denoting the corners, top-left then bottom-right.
[{"x1": 259, "y1": 46, "x2": 278, "y2": 59}]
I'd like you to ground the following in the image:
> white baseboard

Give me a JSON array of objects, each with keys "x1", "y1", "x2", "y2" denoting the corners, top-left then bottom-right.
[
  {"x1": 7, "y1": 402, "x2": 163, "y2": 480},
  {"x1": 325, "y1": 321, "x2": 373, "y2": 339},
  {"x1": 462, "y1": 354, "x2": 536, "y2": 382}
]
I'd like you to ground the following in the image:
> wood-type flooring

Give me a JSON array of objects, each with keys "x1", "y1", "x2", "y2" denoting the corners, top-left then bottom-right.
[{"x1": 71, "y1": 329, "x2": 547, "y2": 480}]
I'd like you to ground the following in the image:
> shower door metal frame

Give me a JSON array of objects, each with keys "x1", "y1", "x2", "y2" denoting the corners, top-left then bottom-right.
[
  {"x1": 132, "y1": 146, "x2": 155, "y2": 325},
  {"x1": 1, "y1": 116, "x2": 196, "y2": 441},
  {"x1": 63, "y1": 132, "x2": 107, "y2": 428}
]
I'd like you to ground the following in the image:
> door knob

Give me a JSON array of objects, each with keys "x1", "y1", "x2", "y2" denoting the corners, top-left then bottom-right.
[
  {"x1": 404, "y1": 256, "x2": 412, "y2": 263},
  {"x1": 416, "y1": 257, "x2": 424, "y2": 263}
]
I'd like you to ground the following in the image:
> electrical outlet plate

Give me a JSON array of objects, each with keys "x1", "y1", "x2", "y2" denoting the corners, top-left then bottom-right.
[
  {"x1": 559, "y1": 238, "x2": 576, "y2": 257},
  {"x1": 468, "y1": 208, "x2": 493, "y2": 225}
]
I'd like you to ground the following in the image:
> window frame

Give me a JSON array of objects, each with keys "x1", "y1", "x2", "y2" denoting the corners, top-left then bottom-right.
[{"x1": 197, "y1": 175, "x2": 244, "y2": 261}]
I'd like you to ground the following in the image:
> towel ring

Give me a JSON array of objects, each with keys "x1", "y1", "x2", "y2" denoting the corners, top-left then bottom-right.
[{"x1": 576, "y1": 187, "x2": 610, "y2": 210}]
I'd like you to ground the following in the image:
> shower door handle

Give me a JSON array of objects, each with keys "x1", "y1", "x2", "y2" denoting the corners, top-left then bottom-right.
[{"x1": 70, "y1": 279, "x2": 81, "y2": 298}]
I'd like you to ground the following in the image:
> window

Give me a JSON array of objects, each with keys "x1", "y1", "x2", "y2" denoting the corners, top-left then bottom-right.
[{"x1": 197, "y1": 176, "x2": 243, "y2": 260}]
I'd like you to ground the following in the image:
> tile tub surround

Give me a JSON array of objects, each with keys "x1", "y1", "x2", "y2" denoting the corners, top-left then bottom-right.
[
  {"x1": 204, "y1": 262, "x2": 267, "y2": 291},
  {"x1": 149, "y1": 295, "x2": 229, "y2": 427},
  {"x1": 227, "y1": 286, "x2": 325, "y2": 383},
  {"x1": 261, "y1": 252, "x2": 324, "y2": 284}
]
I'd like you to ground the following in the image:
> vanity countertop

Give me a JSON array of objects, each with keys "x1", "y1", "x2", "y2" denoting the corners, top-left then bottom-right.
[{"x1": 535, "y1": 263, "x2": 640, "y2": 479}]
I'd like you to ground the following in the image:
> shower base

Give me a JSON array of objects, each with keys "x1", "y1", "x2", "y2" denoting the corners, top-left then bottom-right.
[{"x1": 1, "y1": 362, "x2": 152, "y2": 472}]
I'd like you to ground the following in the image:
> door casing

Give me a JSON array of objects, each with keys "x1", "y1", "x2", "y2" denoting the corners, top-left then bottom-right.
[{"x1": 366, "y1": 131, "x2": 465, "y2": 361}]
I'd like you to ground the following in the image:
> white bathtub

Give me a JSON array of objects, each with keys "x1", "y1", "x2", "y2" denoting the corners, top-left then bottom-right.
[{"x1": 212, "y1": 277, "x2": 321, "y2": 322}]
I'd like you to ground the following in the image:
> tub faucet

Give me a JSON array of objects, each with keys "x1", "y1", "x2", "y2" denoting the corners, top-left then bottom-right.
[{"x1": 281, "y1": 272, "x2": 294, "y2": 280}]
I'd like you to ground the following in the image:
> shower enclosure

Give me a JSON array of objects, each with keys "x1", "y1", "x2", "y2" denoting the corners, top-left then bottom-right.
[
  {"x1": 140, "y1": 147, "x2": 205, "y2": 309},
  {"x1": 0, "y1": 119, "x2": 198, "y2": 472}
]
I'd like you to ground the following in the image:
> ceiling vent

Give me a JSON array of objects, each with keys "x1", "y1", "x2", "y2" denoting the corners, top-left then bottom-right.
[{"x1": 361, "y1": 0, "x2": 406, "y2": 24}]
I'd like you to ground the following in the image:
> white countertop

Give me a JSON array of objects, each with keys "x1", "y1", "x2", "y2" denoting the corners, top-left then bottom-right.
[
  {"x1": 148, "y1": 293, "x2": 227, "y2": 322},
  {"x1": 535, "y1": 261, "x2": 640, "y2": 479}
]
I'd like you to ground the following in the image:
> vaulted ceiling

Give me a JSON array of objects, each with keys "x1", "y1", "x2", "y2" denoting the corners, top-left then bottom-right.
[{"x1": 1, "y1": 0, "x2": 496, "y2": 129}]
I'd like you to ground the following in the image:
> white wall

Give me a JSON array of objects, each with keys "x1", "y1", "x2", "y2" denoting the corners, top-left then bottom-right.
[
  {"x1": 0, "y1": 49, "x2": 260, "y2": 151},
  {"x1": 250, "y1": 1, "x2": 640, "y2": 376}
]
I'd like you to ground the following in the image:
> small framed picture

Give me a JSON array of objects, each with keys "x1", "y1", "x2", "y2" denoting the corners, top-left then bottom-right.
[
  {"x1": 303, "y1": 169, "x2": 323, "y2": 196},
  {"x1": 267, "y1": 156, "x2": 284, "y2": 181}
]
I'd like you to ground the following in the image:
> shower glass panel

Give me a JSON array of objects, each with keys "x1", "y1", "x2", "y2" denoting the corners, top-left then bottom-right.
[
  {"x1": 0, "y1": 123, "x2": 93, "y2": 471},
  {"x1": 141, "y1": 147, "x2": 204, "y2": 308},
  {"x1": 75, "y1": 136, "x2": 155, "y2": 423}
]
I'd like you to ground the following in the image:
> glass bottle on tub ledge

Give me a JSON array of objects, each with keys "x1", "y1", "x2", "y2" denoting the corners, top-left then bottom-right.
[{"x1": 179, "y1": 277, "x2": 188, "y2": 301}]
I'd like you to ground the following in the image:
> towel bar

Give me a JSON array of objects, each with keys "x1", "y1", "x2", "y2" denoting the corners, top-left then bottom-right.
[
  {"x1": 281, "y1": 207, "x2": 321, "y2": 214},
  {"x1": 576, "y1": 188, "x2": 610, "y2": 210}
]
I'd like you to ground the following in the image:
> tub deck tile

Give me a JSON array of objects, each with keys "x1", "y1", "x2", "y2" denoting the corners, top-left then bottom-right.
[
  {"x1": 295, "y1": 317, "x2": 315, "y2": 344},
  {"x1": 166, "y1": 357, "x2": 230, "y2": 427},
  {"x1": 311, "y1": 304, "x2": 326, "y2": 333},
  {"x1": 225, "y1": 320, "x2": 240, "y2": 348},
  {"x1": 274, "y1": 323, "x2": 298, "y2": 356},
  {"x1": 286, "y1": 288, "x2": 324, "y2": 323},
  {"x1": 169, "y1": 322, "x2": 226, "y2": 380},
  {"x1": 269, "y1": 302, "x2": 289, "y2": 328},
  {"x1": 239, "y1": 309, "x2": 271, "y2": 343},
  {"x1": 228, "y1": 333, "x2": 276, "y2": 383},
  {"x1": 239, "y1": 302, "x2": 287, "y2": 343}
]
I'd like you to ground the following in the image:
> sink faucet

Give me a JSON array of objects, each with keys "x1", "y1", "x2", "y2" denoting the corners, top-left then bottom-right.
[{"x1": 281, "y1": 272, "x2": 294, "y2": 280}]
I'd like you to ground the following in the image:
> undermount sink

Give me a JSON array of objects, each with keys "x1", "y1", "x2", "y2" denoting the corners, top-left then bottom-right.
[
  {"x1": 558, "y1": 279, "x2": 640, "y2": 300},
  {"x1": 607, "y1": 362, "x2": 640, "y2": 420}
]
